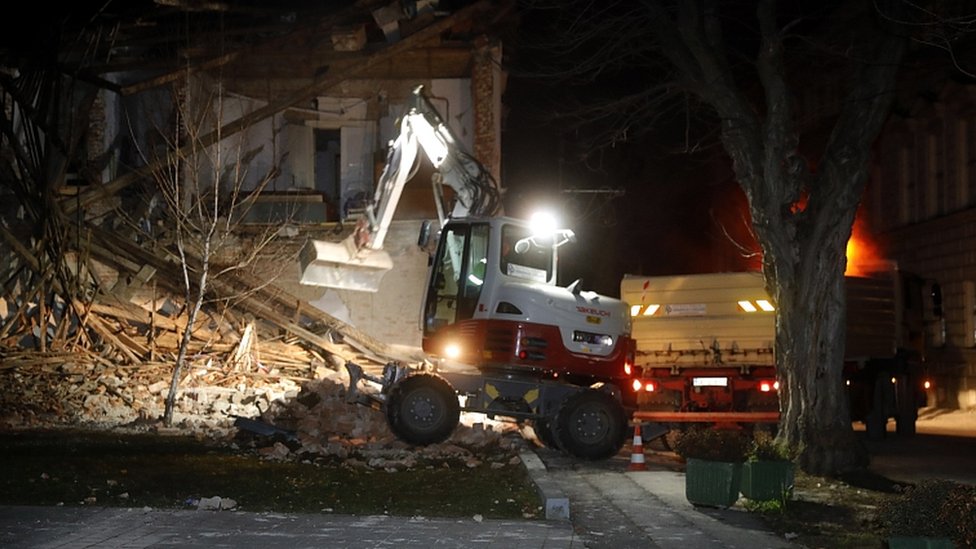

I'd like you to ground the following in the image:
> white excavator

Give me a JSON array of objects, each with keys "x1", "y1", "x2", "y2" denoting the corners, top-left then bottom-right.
[{"x1": 298, "y1": 86, "x2": 641, "y2": 460}]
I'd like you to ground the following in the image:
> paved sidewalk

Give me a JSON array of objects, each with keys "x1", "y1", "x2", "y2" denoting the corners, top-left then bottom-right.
[
  {"x1": 528, "y1": 447, "x2": 800, "y2": 549},
  {"x1": 0, "y1": 505, "x2": 579, "y2": 548}
]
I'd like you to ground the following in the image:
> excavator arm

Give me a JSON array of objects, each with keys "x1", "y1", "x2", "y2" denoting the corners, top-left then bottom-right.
[{"x1": 299, "y1": 85, "x2": 500, "y2": 292}]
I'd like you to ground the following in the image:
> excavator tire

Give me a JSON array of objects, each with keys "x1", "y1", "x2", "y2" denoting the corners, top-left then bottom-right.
[
  {"x1": 532, "y1": 417, "x2": 562, "y2": 450},
  {"x1": 553, "y1": 389, "x2": 627, "y2": 460},
  {"x1": 385, "y1": 373, "x2": 460, "y2": 446}
]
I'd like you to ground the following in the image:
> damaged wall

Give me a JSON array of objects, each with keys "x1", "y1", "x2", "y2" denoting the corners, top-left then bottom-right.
[
  {"x1": 277, "y1": 219, "x2": 430, "y2": 348},
  {"x1": 267, "y1": 78, "x2": 479, "y2": 347}
]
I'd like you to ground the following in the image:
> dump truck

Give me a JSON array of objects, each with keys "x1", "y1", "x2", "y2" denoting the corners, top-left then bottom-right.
[
  {"x1": 299, "y1": 86, "x2": 641, "y2": 459},
  {"x1": 620, "y1": 266, "x2": 934, "y2": 441}
]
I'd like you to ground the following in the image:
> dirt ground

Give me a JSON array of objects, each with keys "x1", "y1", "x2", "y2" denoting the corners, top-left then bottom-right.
[{"x1": 759, "y1": 408, "x2": 976, "y2": 548}]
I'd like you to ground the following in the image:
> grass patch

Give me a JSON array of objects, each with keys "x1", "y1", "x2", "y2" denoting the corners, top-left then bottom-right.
[{"x1": 0, "y1": 429, "x2": 542, "y2": 518}]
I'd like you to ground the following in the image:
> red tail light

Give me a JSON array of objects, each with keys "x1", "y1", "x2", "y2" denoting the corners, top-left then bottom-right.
[
  {"x1": 631, "y1": 379, "x2": 643, "y2": 392},
  {"x1": 759, "y1": 380, "x2": 778, "y2": 392},
  {"x1": 644, "y1": 381, "x2": 655, "y2": 392}
]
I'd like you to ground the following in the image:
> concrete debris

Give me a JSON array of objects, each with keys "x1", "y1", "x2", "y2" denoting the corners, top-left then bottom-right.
[
  {"x1": 197, "y1": 496, "x2": 237, "y2": 511},
  {"x1": 258, "y1": 441, "x2": 292, "y2": 460}
]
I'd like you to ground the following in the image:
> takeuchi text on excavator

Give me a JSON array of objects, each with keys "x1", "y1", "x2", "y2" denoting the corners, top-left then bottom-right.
[{"x1": 298, "y1": 85, "x2": 643, "y2": 460}]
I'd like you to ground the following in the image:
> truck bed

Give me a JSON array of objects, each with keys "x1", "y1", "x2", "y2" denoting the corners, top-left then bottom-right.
[{"x1": 621, "y1": 270, "x2": 899, "y2": 369}]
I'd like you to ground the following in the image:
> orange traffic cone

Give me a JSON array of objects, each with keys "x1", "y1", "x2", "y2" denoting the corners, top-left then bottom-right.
[{"x1": 628, "y1": 424, "x2": 647, "y2": 471}]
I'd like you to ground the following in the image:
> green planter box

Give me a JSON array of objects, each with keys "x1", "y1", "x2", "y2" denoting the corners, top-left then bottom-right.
[
  {"x1": 741, "y1": 460, "x2": 795, "y2": 501},
  {"x1": 685, "y1": 458, "x2": 742, "y2": 508},
  {"x1": 886, "y1": 536, "x2": 956, "y2": 549}
]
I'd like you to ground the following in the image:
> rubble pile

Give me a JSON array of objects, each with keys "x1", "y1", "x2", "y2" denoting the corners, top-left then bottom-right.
[
  {"x1": 0, "y1": 344, "x2": 311, "y2": 432},
  {"x1": 0, "y1": 221, "x2": 521, "y2": 470},
  {"x1": 268, "y1": 371, "x2": 523, "y2": 469},
  {"x1": 1, "y1": 339, "x2": 523, "y2": 469}
]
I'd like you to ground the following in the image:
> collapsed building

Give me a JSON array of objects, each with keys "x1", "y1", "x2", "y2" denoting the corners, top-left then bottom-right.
[{"x1": 0, "y1": 0, "x2": 523, "y2": 466}]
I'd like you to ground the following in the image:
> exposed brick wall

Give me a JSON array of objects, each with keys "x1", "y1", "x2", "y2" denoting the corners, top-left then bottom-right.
[{"x1": 471, "y1": 40, "x2": 502, "y2": 190}]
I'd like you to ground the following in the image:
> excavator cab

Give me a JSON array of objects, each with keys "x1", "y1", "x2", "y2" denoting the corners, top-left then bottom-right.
[{"x1": 421, "y1": 214, "x2": 575, "y2": 355}]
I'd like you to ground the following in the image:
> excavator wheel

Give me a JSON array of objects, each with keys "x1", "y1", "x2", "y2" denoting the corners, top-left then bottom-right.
[
  {"x1": 385, "y1": 373, "x2": 460, "y2": 445},
  {"x1": 532, "y1": 417, "x2": 562, "y2": 450},
  {"x1": 553, "y1": 389, "x2": 627, "y2": 460}
]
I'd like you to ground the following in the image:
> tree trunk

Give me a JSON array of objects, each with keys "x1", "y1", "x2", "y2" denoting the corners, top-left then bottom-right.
[
  {"x1": 775, "y1": 250, "x2": 868, "y2": 475},
  {"x1": 163, "y1": 260, "x2": 207, "y2": 426},
  {"x1": 162, "y1": 300, "x2": 201, "y2": 427}
]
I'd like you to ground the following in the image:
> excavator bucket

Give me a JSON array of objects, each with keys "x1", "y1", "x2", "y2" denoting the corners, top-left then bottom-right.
[{"x1": 298, "y1": 237, "x2": 394, "y2": 292}]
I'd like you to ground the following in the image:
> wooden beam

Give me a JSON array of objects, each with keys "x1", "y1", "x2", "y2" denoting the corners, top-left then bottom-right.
[
  {"x1": 83, "y1": 312, "x2": 143, "y2": 364},
  {"x1": 0, "y1": 224, "x2": 40, "y2": 273}
]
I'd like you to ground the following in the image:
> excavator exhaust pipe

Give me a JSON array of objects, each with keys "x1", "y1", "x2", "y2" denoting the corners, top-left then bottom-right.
[{"x1": 298, "y1": 237, "x2": 393, "y2": 293}]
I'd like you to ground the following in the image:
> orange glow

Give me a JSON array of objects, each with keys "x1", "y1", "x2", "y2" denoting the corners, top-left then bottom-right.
[
  {"x1": 790, "y1": 192, "x2": 809, "y2": 214},
  {"x1": 845, "y1": 214, "x2": 883, "y2": 277}
]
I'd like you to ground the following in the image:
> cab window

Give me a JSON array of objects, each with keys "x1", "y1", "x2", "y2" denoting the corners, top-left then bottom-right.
[
  {"x1": 500, "y1": 223, "x2": 552, "y2": 283},
  {"x1": 423, "y1": 223, "x2": 490, "y2": 336}
]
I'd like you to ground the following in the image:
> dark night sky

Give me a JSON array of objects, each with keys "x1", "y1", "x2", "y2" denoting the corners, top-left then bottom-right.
[
  {"x1": 500, "y1": 123, "x2": 758, "y2": 297},
  {"x1": 499, "y1": 26, "x2": 760, "y2": 298}
]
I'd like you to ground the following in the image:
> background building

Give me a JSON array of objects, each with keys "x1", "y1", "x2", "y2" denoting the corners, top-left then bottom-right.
[{"x1": 867, "y1": 73, "x2": 976, "y2": 409}]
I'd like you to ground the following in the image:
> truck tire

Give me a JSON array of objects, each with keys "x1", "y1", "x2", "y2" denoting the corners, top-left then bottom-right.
[
  {"x1": 864, "y1": 375, "x2": 889, "y2": 440},
  {"x1": 385, "y1": 374, "x2": 460, "y2": 445},
  {"x1": 553, "y1": 389, "x2": 627, "y2": 460},
  {"x1": 894, "y1": 374, "x2": 918, "y2": 436},
  {"x1": 895, "y1": 411, "x2": 917, "y2": 436}
]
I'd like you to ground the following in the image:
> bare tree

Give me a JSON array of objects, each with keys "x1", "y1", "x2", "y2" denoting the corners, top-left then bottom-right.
[
  {"x1": 514, "y1": 0, "x2": 931, "y2": 474},
  {"x1": 139, "y1": 77, "x2": 282, "y2": 427}
]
